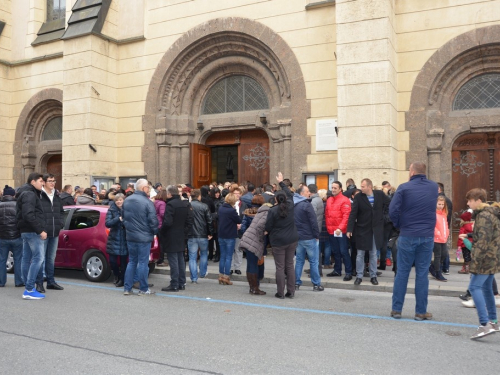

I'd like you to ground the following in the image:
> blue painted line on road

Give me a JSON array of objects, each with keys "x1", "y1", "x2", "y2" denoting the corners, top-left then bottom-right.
[{"x1": 12, "y1": 277, "x2": 477, "y2": 329}]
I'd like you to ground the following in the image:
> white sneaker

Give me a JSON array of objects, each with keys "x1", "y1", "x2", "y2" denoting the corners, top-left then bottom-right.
[
  {"x1": 462, "y1": 299, "x2": 476, "y2": 308},
  {"x1": 470, "y1": 323, "x2": 495, "y2": 340}
]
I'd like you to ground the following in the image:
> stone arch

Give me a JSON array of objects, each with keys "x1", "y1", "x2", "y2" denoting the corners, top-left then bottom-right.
[
  {"x1": 406, "y1": 25, "x2": 500, "y2": 195},
  {"x1": 143, "y1": 17, "x2": 309, "y2": 185},
  {"x1": 14, "y1": 88, "x2": 63, "y2": 187}
]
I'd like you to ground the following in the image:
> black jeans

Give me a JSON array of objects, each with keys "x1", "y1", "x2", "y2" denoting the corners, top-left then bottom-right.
[
  {"x1": 109, "y1": 254, "x2": 127, "y2": 281},
  {"x1": 166, "y1": 251, "x2": 186, "y2": 288},
  {"x1": 432, "y1": 242, "x2": 447, "y2": 271}
]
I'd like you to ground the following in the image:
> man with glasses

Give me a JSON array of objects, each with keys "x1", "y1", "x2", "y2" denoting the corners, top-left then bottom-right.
[{"x1": 36, "y1": 174, "x2": 65, "y2": 292}]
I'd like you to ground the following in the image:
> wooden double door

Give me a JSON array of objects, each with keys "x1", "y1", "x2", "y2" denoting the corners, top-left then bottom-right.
[
  {"x1": 451, "y1": 132, "x2": 500, "y2": 231},
  {"x1": 190, "y1": 129, "x2": 270, "y2": 188}
]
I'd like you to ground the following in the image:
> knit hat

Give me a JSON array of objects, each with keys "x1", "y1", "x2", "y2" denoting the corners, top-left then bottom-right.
[
  {"x1": 3, "y1": 185, "x2": 15, "y2": 196},
  {"x1": 460, "y1": 211, "x2": 472, "y2": 222}
]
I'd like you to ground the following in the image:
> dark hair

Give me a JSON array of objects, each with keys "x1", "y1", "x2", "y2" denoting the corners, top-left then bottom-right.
[
  {"x1": 105, "y1": 188, "x2": 117, "y2": 200},
  {"x1": 264, "y1": 184, "x2": 273, "y2": 192},
  {"x1": 346, "y1": 178, "x2": 355, "y2": 186},
  {"x1": 296, "y1": 185, "x2": 306, "y2": 195},
  {"x1": 42, "y1": 173, "x2": 54, "y2": 182},
  {"x1": 332, "y1": 180, "x2": 343, "y2": 190},
  {"x1": 251, "y1": 194, "x2": 265, "y2": 206},
  {"x1": 351, "y1": 189, "x2": 361, "y2": 198},
  {"x1": 191, "y1": 189, "x2": 201, "y2": 199},
  {"x1": 209, "y1": 188, "x2": 220, "y2": 199},
  {"x1": 156, "y1": 189, "x2": 168, "y2": 202},
  {"x1": 308, "y1": 184, "x2": 318, "y2": 194},
  {"x1": 465, "y1": 188, "x2": 487, "y2": 202},
  {"x1": 62, "y1": 184, "x2": 72, "y2": 192},
  {"x1": 382, "y1": 181, "x2": 389, "y2": 186},
  {"x1": 254, "y1": 187, "x2": 262, "y2": 195},
  {"x1": 247, "y1": 183, "x2": 255, "y2": 192},
  {"x1": 282, "y1": 178, "x2": 292, "y2": 188},
  {"x1": 27, "y1": 172, "x2": 43, "y2": 184},
  {"x1": 275, "y1": 191, "x2": 288, "y2": 218},
  {"x1": 437, "y1": 182, "x2": 444, "y2": 192},
  {"x1": 84, "y1": 188, "x2": 93, "y2": 196}
]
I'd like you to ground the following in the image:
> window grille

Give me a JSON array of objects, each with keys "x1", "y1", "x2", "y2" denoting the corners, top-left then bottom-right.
[
  {"x1": 453, "y1": 74, "x2": 500, "y2": 110},
  {"x1": 203, "y1": 76, "x2": 269, "y2": 115},
  {"x1": 41, "y1": 117, "x2": 62, "y2": 141}
]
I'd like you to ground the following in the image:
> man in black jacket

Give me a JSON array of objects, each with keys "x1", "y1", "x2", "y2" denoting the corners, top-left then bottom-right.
[
  {"x1": 17, "y1": 172, "x2": 47, "y2": 300},
  {"x1": 161, "y1": 185, "x2": 193, "y2": 292},
  {"x1": 59, "y1": 185, "x2": 75, "y2": 206},
  {"x1": 0, "y1": 185, "x2": 24, "y2": 287},
  {"x1": 187, "y1": 189, "x2": 213, "y2": 283},
  {"x1": 35, "y1": 174, "x2": 65, "y2": 292},
  {"x1": 347, "y1": 178, "x2": 390, "y2": 286}
]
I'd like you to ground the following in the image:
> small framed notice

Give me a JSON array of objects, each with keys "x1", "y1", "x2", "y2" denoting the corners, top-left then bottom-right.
[{"x1": 316, "y1": 119, "x2": 338, "y2": 151}]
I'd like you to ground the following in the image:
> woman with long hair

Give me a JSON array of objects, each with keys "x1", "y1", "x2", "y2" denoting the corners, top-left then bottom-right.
[
  {"x1": 217, "y1": 193, "x2": 242, "y2": 285},
  {"x1": 265, "y1": 172, "x2": 299, "y2": 299}
]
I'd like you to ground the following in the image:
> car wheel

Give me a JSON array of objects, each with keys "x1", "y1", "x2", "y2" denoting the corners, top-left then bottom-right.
[
  {"x1": 148, "y1": 263, "x2": 155, "y2": 275},
  {"x1": 6, "y1": 251, "x2": 14, "y2": 273},
  {"x1": 83, "y1": 251, "x2": 110, "y2": 282}
]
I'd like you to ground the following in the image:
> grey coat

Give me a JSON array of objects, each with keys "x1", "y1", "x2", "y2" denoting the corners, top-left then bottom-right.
[
  {"x1": 239, "y1": 204, "x2": 270, "y2": 258},
  {"x1": 310, "y1": 194, "x2": 324, "y2": 232}
]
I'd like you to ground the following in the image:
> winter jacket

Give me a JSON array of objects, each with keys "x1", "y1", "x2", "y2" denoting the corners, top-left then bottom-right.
[
  {"x1": 59, "y1": 192, "x2": 75, "y2": 206},
  {"x1": 15, "y1": 183, "x2": 46, "y2": 234},
  {"x1": 325, "y1": 193, "x2": 351, "y2": 234},
  {"x1": 40, "y1": 188, "x2": 65, "y2": 238},
  {"x1": 389, "y1": 174, "x2": 438, "y2": 237},
  {"x1": 241, "y1": 192, "x2": 254, "y2": 207},
  {"x1": 434, "y1": 209, "x2": 448, "y2": 244},
  {"x1": 189, "y1": 199, "x2": 214, "y2": 238},
  {"x1": 263, "y1": 191, "x2": 275, "y2": 205},
  {"x1": 239, "y1": 204, "x2": 271, "y2": 258},
  {"x1": 293, "y1": 193, "x2": 320, "y2": 241},
  {"x1": 160, "y1": 195, "x2": 193, "y2": 253},
  {"x1": 105, "y1": 202, "x2": 128, "y2": 256},
  {"x1": 470, "y1": 204, "x2": 500, "y2": 275},
  {"x1": 218, "y1": 202, "x2": 242, "y2": 239},
  {"x1": 319, "y1": 201, "x2": 329, "y2": 242},
  {"x1": 265, "y1": 182, "x2": 299, "y2": 247},
  {"x1": 122, "y1": 191, "x2": 158, "y2": 243},
  {"x1": 457, "y1": 221, "x2": 474, "y2": 248},
  {"x1": 76, "y1": 194, "x2": 96, "y2": 205},
  {"x1": 438, "y1": 192, "x2": 453, "y2": 227},
  {"x1": 154, "y1": 199, "x2": 166, "y2": 229},
  {"x1": 0, "y1": 196, "x2": 20, "y2": 239},
  {"x1": 347, "y1": 190, "x2": 390, "y2": 250},
  {"x1": 310, "y1": 193, "x2": 324, "y2": 232}
]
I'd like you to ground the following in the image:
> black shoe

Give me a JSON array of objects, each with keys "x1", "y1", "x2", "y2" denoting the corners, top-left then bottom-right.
[
  {"x1": 179, "y1": 285, "x2": 186, "y2": 290},
  {"x1": 113, "y1": 276, "x2": 119, "y2": 284},
  {"x1": 230, "y1": 270, "x2": 234, "y2": 275},
  {"x1": 161, "y1": 285, "x2": 179, "y2": 292},
  {"x1": 295, "y1": 284, "x2": 300, "y2": 290},
  {"x1": 115, "y1": 280, "x2": 124, "y2": 288},
  {"x1": 15, "y1": 283, "x2": 25, "y2": 288},
  {"x1": 343, "y1": 274, "x2": 352, "y2": 281},
  {"x1": 354, "y1": 278, "x2": 362, "y2": 285},
  {"x1": 363, "y1": 270, "x2": 370, "y2": 277},
  {"x1": 459, "y1": 290, "x2": 471, "y2": 301},
  {"x1": 285, "y1": 292, "x2": 294, "y2": 299},
  {"x1": 275, "y1": 293, "x2": 285, "y2": 299},
  {"x1": 304, "y1": 269, "x2": 311, "y2": 274},
  {"x1": 46, "y1": 283, "x2": 64, "y2": 290},
  {"x1": 36, "y1": 283, "x2": 45, "y2": 293},
  {"x1": 213, "y1": 256, "x2": 220, "y2": 263},
  {"x1": 326, "y1": 271, "x2": 341, "y2": 277},
  {"x1": 235, "y1": 270, "x2": 242, "y2": 275},
  {"x1": 376, "y1": 271, "x2": 382, "y2": 276},
  {"x1": 377, "y1": 266, "x2": 386, "y2": 270},
  {"x1": 370, "y1": 277, "x2": 379, "y2": 285},
  {"x1": 313, "y1": 285, "x2": 324, "y2": 292}
]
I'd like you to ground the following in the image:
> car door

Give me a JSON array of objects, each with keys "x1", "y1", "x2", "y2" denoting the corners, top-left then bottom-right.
[{"x1": 55, "y1": 208, "x2": 74, "y2": 267}]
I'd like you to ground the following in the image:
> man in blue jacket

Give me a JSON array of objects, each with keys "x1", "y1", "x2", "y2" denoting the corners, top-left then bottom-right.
[
  {"x1": 293, "y1": 185, "x2": 324, "y2": 292},
  {"x1": 389, "y1": 162, "x2": 438, "y2": 321},
  {"x1": 122, "y1": 179, "x2": 158, "y2": 296}
]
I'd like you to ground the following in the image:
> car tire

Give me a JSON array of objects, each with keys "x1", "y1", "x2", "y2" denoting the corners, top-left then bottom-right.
[
  {"x1": 82, "y1": 251, "x2": 110, "y2": 282},
  {"x1": 148, "y1": 263, "x2": 155, "y2": 275},
  {"x1": 6, "y1": 251, "x2": 14, "y2": 273}
]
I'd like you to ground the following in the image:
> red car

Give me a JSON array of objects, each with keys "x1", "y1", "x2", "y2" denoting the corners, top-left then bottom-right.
[{"x1": 6, "y1": 205, "x2": 160, "y2": 282}]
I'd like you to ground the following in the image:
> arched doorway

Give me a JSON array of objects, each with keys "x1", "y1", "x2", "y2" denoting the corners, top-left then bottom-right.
[{"x1": 191, "y1": 129, "x2": 270, "y2": 188}]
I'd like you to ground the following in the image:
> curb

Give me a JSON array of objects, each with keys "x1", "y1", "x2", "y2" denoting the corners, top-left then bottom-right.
[{"x1": 152, "y1": 268, "x2": 464, "y2": 298}]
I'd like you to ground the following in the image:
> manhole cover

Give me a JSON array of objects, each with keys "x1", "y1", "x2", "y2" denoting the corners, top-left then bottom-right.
[
  {"x1": 339, "y1": 297, "x2": 355, "y2": 303},
  {"x1": 445, "y1": 331, "x2": 461, "y2": 337}
]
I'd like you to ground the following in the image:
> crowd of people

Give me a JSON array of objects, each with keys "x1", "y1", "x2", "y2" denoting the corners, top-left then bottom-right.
[{"x1": 1, "y1": 161, "x2": 499, "y2": 340}]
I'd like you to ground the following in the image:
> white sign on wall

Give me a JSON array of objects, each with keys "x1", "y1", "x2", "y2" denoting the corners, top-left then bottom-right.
[{"x1": 316, "y1": 119, "x2": 338, "y2": 151}]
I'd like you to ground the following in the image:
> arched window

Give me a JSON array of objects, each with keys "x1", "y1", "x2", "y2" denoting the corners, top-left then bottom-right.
[
  {"x1": 203, "y1": 76, "x2": 269, "y2": 115},
  {"x1": 41, "y1": 116, "x2": 62, "y2": 141},
  {"x1": 47, "y1": 0, "x2": 66, "y2": 22},
  {"x1": 453, "y1": 74, "x2": 500, "y2": 110}
]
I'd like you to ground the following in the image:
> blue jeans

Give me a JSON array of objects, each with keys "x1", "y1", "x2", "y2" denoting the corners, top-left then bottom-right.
[
  {"x1": 469, "y1": 274, "x2": 497, "y2": 325},
  {"x1": 124, "y1": 241, "x2": 150, "y2": 292},
  {"x1": 295, "y1": 239, "x2": 321, "y2": 286},
  {"x1": 356, "y1": 236, "x2": 378, "y2": 279},
  {"x1": 37, "y1": 236, "x2": 59, "y2": 285},
  {"x1": 392, "y1": 236, "x2": 434, "y2": 314},
  {"x1": 188, "y1": 238, "x2": 209, "y2": 281},
  {"x1": 218, "y1": 238, "x2": 235, "y2": 276},
  {"x1": 320, "y1": 238, "x2": 332, "y2": 266},
  {"x1": 21, "y1": 232, "x2": 46, "y2": 291},
  {"x1": 0, "y1": 237, "x2": 24, "y2": 286},
  {"x1": 441, "y1": 252, "x2": 450, "y2": 271},
  {"x1": 245, "y1": 250, "x2": 259, "y2": 274},
  {"x1": 329, "y1": 234, "x2": 352, "y2": 275}
]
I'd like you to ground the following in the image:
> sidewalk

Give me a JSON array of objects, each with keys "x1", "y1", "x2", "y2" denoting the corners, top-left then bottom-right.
[{"x1": 153, "y1": 254, "x2": 471, "y2": 297}]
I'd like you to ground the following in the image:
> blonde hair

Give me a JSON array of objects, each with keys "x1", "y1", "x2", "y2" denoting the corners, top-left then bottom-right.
[
  {"x1": 437, "y1": 195, "x2": 448, "y2": 216},
  {"x1": 318, "y1": 189, "x2": 328, "y2": 200},
  {"x1": 225, "y1": 192, "x2": 237, "y2": 207}
]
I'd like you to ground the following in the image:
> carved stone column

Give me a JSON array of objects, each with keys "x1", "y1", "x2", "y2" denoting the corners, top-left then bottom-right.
[
  {"x1": 155, "y1": 129, "x2": 172, "y2": 185},
  {"x1": 278, "y1": 120, "x2": 292, "y2": 178},
  {"x1": 177, "y1": 131, "x2": 195, "y2": 184},
  {"x1": 268, "y1": 123, "x2": 284, "y2": 177},
  {"x1": 426, "y1": 128, "x2": 444, "y2": 182}
]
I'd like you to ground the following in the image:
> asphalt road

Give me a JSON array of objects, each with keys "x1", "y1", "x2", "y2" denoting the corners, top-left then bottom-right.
[{"x1": 1, "y1": 269, "x2": 499, "y2": 375}]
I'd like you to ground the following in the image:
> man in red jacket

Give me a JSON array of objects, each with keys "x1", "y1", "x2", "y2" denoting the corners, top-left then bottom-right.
[{"x1": 325, "y1": 181, "x2": 352, "y2": 281}]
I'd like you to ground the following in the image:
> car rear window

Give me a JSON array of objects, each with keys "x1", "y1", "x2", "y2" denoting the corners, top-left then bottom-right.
[{"x1": 69, "y1": 209, "x2": 101, "y2": 230}]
